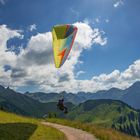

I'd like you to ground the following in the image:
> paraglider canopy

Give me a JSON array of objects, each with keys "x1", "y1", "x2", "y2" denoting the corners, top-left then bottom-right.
[{"x1": 52, "y1": 24, "x2": 77, "y2": 68}]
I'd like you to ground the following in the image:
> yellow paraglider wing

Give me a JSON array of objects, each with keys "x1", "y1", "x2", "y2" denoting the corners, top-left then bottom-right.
[{"x1": 52, "y1": 24, "x2": 77, "y2": 68}]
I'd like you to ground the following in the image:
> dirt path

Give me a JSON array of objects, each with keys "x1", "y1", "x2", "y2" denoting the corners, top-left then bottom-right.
[{"x1": 42, "y1": 122, "x2": 97, "y2": 140}]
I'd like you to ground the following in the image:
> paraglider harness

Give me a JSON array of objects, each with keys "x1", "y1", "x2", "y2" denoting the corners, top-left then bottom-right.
[{"x1": 57, "y1": 98, "x2": 68, "y2": 114}]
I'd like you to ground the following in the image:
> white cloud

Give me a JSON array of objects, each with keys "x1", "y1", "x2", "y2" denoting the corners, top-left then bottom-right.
[
  {"x1": 0, "y1": 25, "x2": 23, "y2": 86},
  {"x1": 83, "y1": 17, "x2": 103, "y2": 25},
  {"x1": 4, "y1": 22, "x2": 140, "y2": 93},
  {"x1": 0, "y1": 21, "x2": 108, "y2": 92},
  {"x1": 76, "y1": 71, "x2": 85, "y2": 77},
  {"x1": 0, "y1": 25, "x2": 22, "y2": 65},
  {"x1": 81, "y1": 60, "x2": 140, "y2": 92},
  {"x1": 121, "y1": 60, "x2": 140, "y2": 81},
  {"x1": 73, "y1": 22, "x2": 107, "y2": 48},
  {"x1": 114, "y1": 0, "x2": 124, "y2": 8},
  {"x1": 92, "y1": 30, "x2": 107, "y2": 46},
  {"x1": 83, "y1": 18, "x2": 90, "y2": 24},
  {"x1": 29, "y1": 24, "x2": 37, "y2": 31}
]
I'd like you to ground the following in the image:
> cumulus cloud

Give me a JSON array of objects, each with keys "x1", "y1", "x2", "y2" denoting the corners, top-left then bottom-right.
[
  {"x1": 11, "y1": 68, "x2": 27, "y2": 78},
  {"x1": 121, "y1": 60, "x2": 140, "y2": 81},
  {"x1": 0, "y1": 25, "x2": 22, "y2": 86},
  {"x1": 79, "y1": 60, "x2": 140, "y2": 92},
  {"x1": 15, "y1": 32, "x2": 53, "y2": 67},
  {"x1": 114, "y1": 0, "x2": 124, "y2": 8},
  {"x1": 2, "y1": 22, "x2": 140, "y2": 93},
  {"x1": 76, "y1": 71, "x2": 85, "y2": 77},
  {"x1": 29, "y1": 24, "x2": 37, "y2": 31},
  {"x1": 73, "y1": 22, "x2": 107, "y2": 48},
  {"x1": 58, "y1": 73, "x2": 70, "y2": 83},
  {"x1": 0, "y1": 22, "x2": 107, "y2": 91}
]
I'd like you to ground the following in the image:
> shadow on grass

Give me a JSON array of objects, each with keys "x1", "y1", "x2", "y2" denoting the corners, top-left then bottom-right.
[{"x1": 0, "y1": 122, "x2": 37, "y2": 140}]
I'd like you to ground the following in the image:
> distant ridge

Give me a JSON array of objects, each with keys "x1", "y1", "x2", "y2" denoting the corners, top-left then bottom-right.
[{"x1": 26, "y1": 81, "x2": 140, "y2": 109}]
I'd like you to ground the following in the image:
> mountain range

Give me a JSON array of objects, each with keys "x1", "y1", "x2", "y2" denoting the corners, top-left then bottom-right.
[
  {"x1": 26, "y1": 81, "x2": 140, "y2": 109},
  {"x1": 0, "y1": 85, "x2": 73, "y2": 117},
  {"x1": 0, "y1": 82, "x2": 140, "y2": 137}
]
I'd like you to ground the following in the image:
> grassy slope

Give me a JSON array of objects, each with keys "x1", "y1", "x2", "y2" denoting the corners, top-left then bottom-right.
[
  {"x1": 66, "y1": 99, "x2": 140, "y2": 137},
  {"x1": 0, "y1": 110, "x2": 67, "y2": 140},
  {"x1": 0, "y1": 86, "x2": 74, "y2": 118},
  {"x1": 67, "y1": 100, "x2": 136, "y2": 124},
  {"x1": 47, "y1": 118, "x2": 140, "y2": 140}
]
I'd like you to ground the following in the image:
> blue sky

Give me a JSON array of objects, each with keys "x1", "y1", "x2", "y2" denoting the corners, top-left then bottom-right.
[{"x1": 0, "y1": 0, "x2": 140, "y2": 93}]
